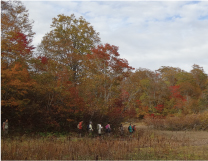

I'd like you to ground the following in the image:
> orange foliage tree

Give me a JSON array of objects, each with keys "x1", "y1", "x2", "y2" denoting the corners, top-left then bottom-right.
[{"x1": 1, "y1": 0, "x2": 36, "y2": 131}]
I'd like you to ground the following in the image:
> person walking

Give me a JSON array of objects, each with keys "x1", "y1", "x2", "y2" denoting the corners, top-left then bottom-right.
[
  {"x1": 3, "y1": 119, "x2": 8, "y2": 136},
  {"x1": 77, "y1": 121, "x2": 83, "y2": 137},
  {"x1": 119, "y1": 124, "x2": 124, "y2": 136},
  {"x1": 128, "y1": 123, "x2": 133, "y2": 136},
  {"x1": 132, "y1": 125, "x2": 136, "y2": 133},
  {"x1": 88, "y1": 121, "x2": 93, "y2": 136},
  {"x1": 105, "y1": 122, "x2": 111, "y2": 136},
  {"x1": 97, "y1": 123, "x2": 103, "y2": 138}
]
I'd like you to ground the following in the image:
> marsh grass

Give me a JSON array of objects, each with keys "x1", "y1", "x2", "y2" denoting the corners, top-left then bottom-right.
[{"x1": 1, "y1": 129, "x2": 208, "y2": 160}]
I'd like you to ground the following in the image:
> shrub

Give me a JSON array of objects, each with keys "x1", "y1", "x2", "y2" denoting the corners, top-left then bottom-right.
[{"x1": 144, "y1": 111, "x2": 208, "y2": 131}]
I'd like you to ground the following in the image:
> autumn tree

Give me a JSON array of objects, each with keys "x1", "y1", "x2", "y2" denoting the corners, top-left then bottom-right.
[
  {"x1": 191, "y1": 64, "x2": 207, "y2": 91},
  {"x1": 37, "y1": 14, "x2": 100, "y2": 83},
  {"x1": 28, "y1": 14, "x2": 101, "y2": 130},
  {"x1": 1, "y1": 63, "x2": 36, "y2": 130},
  {"x1": 122, "y1": 68, "x2": 170, "y2": 118},
  {"x1": 182, "y1": 64, "x2": 207, "y2": 113},
  {"x1": 199, "y1": 78, "x2": 208, "y2": 111},
  {"x1": 1, "y1": 0, "x2": 35, "y2": 66},
  {"x1": 1, "y1": 0, "x2": 36, "y2": 131},
  {"x1": 30, "y1": 59, "x2": 86, "y2": 131},
  {"x1": 156, "y1": 66, "x2": 182, "y2": 86},
  {"x1": 79, "y1": 44, "x2": 134, "y2": 124}
]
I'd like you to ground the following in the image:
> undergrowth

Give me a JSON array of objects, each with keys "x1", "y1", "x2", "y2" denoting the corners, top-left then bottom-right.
[{"x1": 144, "y1": 111, "x2": 208, "y2": 131}]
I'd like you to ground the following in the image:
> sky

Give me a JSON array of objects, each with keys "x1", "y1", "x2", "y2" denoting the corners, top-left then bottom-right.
[{"x1": 23, "y1": 1, "x2": 208, "y2": 74}]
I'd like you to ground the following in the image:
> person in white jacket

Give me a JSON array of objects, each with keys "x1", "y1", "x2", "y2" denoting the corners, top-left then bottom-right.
[
  {"x1": 88, "y1": 121, "x2": 93, "y2": 135},
  {"x1": 97, "y1": 123, "x2": 103, "y2": 137}
]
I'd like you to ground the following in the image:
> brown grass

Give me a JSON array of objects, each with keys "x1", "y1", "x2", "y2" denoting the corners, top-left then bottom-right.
[
  {"x1": 1, "y1": 128, "x2": 208, "y2": 160},
  {"x1": 144, "y1": 111, "x2": 208, "y2": 131}
]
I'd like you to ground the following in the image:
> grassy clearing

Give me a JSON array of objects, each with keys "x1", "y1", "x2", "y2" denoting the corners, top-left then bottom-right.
[{"x1": 1, "y1": 128, "x2": 208, "y2": 160}]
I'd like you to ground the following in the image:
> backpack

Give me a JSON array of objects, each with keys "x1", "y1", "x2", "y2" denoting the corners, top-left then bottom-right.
[
  {"x1": 87, "y1": 124, "x2": 90, "y2": 130},
  {"x1": 133, "y1": 125, "x2": 136, "y2": 131},
  {"x1": 77, "y1": 124, "x2": 79, "y2": 129},
  {"x1": 128, "y1": 125, "x2": 131, "y2": 131}
]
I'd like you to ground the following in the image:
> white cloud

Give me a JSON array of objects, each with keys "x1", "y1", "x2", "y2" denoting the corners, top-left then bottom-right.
[{"x1": 23, "y1": 1, "x2": 208, "y2": 73}]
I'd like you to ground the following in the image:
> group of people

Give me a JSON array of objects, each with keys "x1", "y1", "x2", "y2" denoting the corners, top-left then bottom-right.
[
  {"x1": 2, "y1": 119, "x2": 136, "y2": 138},
  {"x1": 77, "y1": 121, "x2": 111, "y2": 137},
  {"x1": 120, "y1": 123, "x2": 136, "y2": 136},
  {"x1": 77, "y1": 121, "x2": 136, "y2": 137}
]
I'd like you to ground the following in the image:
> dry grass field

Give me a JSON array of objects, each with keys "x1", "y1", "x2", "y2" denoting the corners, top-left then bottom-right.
[{"x1": 2, "y1": 122, "x2": 208, "y2": 160}]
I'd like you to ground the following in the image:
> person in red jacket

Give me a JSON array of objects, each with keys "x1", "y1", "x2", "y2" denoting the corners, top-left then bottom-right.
[
  {"x1": 78, "y1": 121, "x2": 83, "y2": 137},
  {"x1": 132, "y1": 125, "x2": 136, "y2": 132}
]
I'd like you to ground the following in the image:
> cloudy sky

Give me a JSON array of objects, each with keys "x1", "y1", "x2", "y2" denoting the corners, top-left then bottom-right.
[{"x1": 23, "y1": 1, "x2": 208, "y2": 73}]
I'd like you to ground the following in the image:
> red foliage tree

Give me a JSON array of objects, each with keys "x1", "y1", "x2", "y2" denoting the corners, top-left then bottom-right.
[
  {"x1": 169, "y1": 85, "x2": 186, "y2": 101},
  {"x1": 38, "y1": 56, "x2": 48, "y2": 64}
]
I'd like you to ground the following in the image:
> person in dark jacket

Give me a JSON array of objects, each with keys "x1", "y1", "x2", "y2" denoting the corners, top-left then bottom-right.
[{"x1": 119, "y1": 124, "x2": 124, "y2": 136}]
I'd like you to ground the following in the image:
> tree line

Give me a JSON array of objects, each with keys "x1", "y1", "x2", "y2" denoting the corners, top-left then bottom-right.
[{"x1": 1, "y1": 1, "x2": 208, "y2": 133}]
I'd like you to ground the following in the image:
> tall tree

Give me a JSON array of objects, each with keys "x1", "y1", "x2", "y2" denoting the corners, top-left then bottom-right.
[
  {"x1": 198, "y1": 78, "x2": 208, "y2": 111},
  {"x1": 1, "y1": 0, "x2": 36, "y2": 130},
  {"x1": 156, "y1": 66, "x2": 182, "y2": 86},
  {"x1": 191, "y1": 64, "x2": 207, "y2": 90},
  {"x1": 37, "y1": 14, "x2": 100, "y2": 83},
  {"x1": 78, "y1": 43, "x2": 134, "y2": 122}
]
